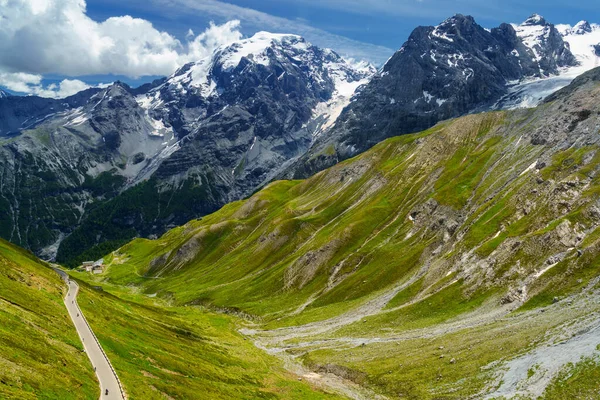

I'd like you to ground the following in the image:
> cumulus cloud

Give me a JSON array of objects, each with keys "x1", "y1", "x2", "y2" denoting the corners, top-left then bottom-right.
[
  {"x1": 0, "y1": 0, "x2": 244, "y2": 97},
  {"x1": 0, "y1": 72, "x2": 99, "y2": 98},
  {"x1": 186, "y1": 21, "x2": 243, "y2": 62}
]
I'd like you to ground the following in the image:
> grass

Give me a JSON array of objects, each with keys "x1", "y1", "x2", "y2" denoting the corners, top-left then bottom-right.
[
  {"x1": 67, "y1": 90, "x2": 600, "y2": 399},
  {"x1": 0, "y1": 239, "x2": 97, "y2": 399},
  {"x1": 73, "y1": 277, "x2": 345, "y2": 400},
  {"x1": 542, "y1": 356, "x2": 600, "y2": 399},
  {"x1": 328, "y1": 281, "x2": 497, "y2": 338},
  {"x1": 87, "y1": 104, "x2": 600, "y2": 329}
]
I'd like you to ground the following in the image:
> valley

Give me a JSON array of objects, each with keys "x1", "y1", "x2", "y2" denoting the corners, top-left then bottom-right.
[
  {"x1": 2, "y1": 5, "x2": 600, "y2": 399},
  {"x1": 59, "y1": 67, "x2": 600, "y2": 398}
]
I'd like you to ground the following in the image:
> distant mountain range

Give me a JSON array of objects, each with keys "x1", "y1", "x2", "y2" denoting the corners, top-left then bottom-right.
[
  {"x1": 0, "y1": 14, "x2": 598, "y2": 265},
  {"x1": 284, "y1": 14, "x2": 600, "y2": 178}
]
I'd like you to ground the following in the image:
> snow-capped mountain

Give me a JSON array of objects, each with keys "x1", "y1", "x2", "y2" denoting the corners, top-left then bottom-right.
[
  {"x1": 0, "y1": 89, "x2": 9, "y2": 98},
  {"x1": 0, "y1": 31, "x2": 374, "y2": 262},
  {"x1": 495, "y1": 16, "x2": 600, "y2": 109},
  {"x1": 284, "y1": 13, "x2": 597, "y2": 179},
  {"x1": 136, "y1": 32, "x2": 374, "y2": 142},
  {"x1": 512, "y1": 14, "x2": 577, "y2": 76},
  {"x1": 558, "y1": 20, "x2": 600, "y2": 70}
]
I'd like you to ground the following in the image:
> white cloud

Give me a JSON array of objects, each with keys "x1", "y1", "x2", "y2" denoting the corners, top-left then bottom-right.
[
  {"x1": 185, "y1": 21, "x2": 243, "y2": 63},
  {"x1": 0, "y1": 72, "x2": 97, "y2": 98},
  {"x1": 35, "y1": 79, "x2": 93, "y2": 98},
  {"x1": 0, "y1": 72, "x2": 44, "y2": 94},
  {"x1": 0, "y1": 0, "x2": 244, "y2": 79}
]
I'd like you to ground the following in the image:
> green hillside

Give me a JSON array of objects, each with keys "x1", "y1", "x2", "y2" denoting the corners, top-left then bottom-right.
[
  {"x1": 0, "y1": 237, "x2": 344, "y2": 400},
  {"x1": 68, "y1": 276, "x2": 346, "y2": 400},
  {"x1": 0, "y1": 239, "x2": 97, "y2": 399},
  {"x1": 88, "y1": 68, "x2": 600, "y2": 398}
]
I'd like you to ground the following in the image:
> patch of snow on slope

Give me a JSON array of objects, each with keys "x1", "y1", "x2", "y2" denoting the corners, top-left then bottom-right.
[
  {"x1": 136, "y1": 92, "x2": 173, "y2": 137},
  {"x1": 560, "y1": 21, "x2": 600, "y2": 70},
  {"x1": 217, "y1": 32, "x2": 303, "y2": 71},
  {"x1": 430, "y1": 27, "x2": 454, "y2": 43},
  {"x1": 512, "y1": 14, "x2": 550, "y2": 65},
  {"x1": 64, "y1": 107, "x2": 89, "y2": 127},
  {"x1": 310, "y1": 59, "x2": 375, "y2": 138}
]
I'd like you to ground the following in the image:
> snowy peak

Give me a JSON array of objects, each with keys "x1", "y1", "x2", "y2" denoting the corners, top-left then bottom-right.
[
  {"x1": 513, "y1": 14, "x2": 577, "y2": 75},
  {"x1": 522, "y1": 14, "x2": 547, "y2": 26},
  {"x1": 557, "y1": 20, "x2": 600, "y2": 70},
  {"x1": 573, "y1": 20, "x2": 593, "y2": 35},
  {"x1": 435, "y1": 13, "x2": 475, "y2": 30},
  {"x1": 135, "y1": 30, "x2": 375, "y2": 142},
  {"x1": 214, "y1": 31, "x2": 304, "y2": 71},
  {"x1": 151, "y1": 31, "x2": 373, "y2": 103}
]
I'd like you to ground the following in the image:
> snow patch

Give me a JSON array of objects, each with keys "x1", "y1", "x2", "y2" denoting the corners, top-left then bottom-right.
[
  {"x1": 520, "y1": 160, "x2": 538, "y2": 176},
  {"x1": 217, "y1": 32, "x2": 304, "y2": 71}
]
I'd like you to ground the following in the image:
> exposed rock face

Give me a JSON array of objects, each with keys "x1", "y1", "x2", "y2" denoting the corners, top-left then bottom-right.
[
  {"x1": 0, "y1": 88, "x2": 101, "y2": 136},
  {"x1": 0, "y1": 32, "x2": 373, "y2": 264},
  {"x1": 513, "y1": 14, "x2": 578, "y2": 75},
  {"x1": 138, "y1": 33, "x2": 374, "y2": 198},
  {"x1": 284, "y1": 14, "x2": 581, "y2": 179}
]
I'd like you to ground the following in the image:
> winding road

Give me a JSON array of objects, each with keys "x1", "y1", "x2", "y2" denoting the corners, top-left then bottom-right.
[{"x1": 54, "y1": 268, "x2": 125, "y2": 400}]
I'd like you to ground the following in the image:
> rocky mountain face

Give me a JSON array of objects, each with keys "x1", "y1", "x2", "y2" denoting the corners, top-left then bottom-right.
[
  {"x1": 138, "y1": 32, "x2": 373, "y2": 196},
  {"x1": 283, "y1": 14, "x2": 595, "y2": 179},
  {"x1": 0, "y1": 14, "x2": 598, "y2": 266},
  {"x1": 0, "y1": 83, "x2": 168, "y2": 259},
  {"x1": 513, "y1": 14, "x2": 578, "y2": 74},
  {"x1": 0, "y1": 32, "x2": 373, "y2": 264},
  {"x1": 0, "y1": 88, "x2": 101, "y2": 137}
]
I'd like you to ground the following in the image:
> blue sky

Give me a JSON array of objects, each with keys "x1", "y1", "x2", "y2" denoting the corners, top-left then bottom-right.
[
  {"x1": 85, "y1": 0, "x2": 600, "y2": 50},
  {"x1": 2, "y1": 0, "x2": 599, "y2": 97}
]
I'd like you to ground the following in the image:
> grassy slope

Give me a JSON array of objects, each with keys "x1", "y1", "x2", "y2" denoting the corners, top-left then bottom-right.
[
  {"x1": 90, "y1": 78, "x2": 600, "y2": 398},
  {"x1": 105, "y1": 105, "x2": 599, "y2": 320},
  {"x1": 70, "y1": 273, "x2": 344, "y2": 400},
  {"x1": 0, "y1": 239, "x2": 97, "y2": 399}
]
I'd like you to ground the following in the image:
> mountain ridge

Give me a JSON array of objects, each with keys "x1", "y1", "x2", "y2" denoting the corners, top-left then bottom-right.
[{"x1": 0, "y1": 13, "x2": 599, "y2": 266}]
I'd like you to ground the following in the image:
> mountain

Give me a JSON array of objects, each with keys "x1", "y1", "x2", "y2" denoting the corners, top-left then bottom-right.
[
  {"x1": 284, "y1": 14, "x2": 598, "y2": 179},
  {"x1": 1, "y1": 14, "x2": 599, "y2": 267},
  {"x1": 512, "y1": 14, "x2": 578, "y2": 74},
  {"x1": 0, "y1": 32, "x2": 373, "y2": 264},
  {"x1": 98, "y1": 66, "x2": 600, "y2": 399},
  {"x1": 134, "y1": 32, "x2": 373, "y2": 195},
  {"x1": 0, "y1": 87, "x2": 101, "y2": 137},
  {"x1": 558, "y1": 20, "x2": 600, "y2": 68},
  {"x1": 0, "y1": 89, "x2": 10, "y2": 99}
]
